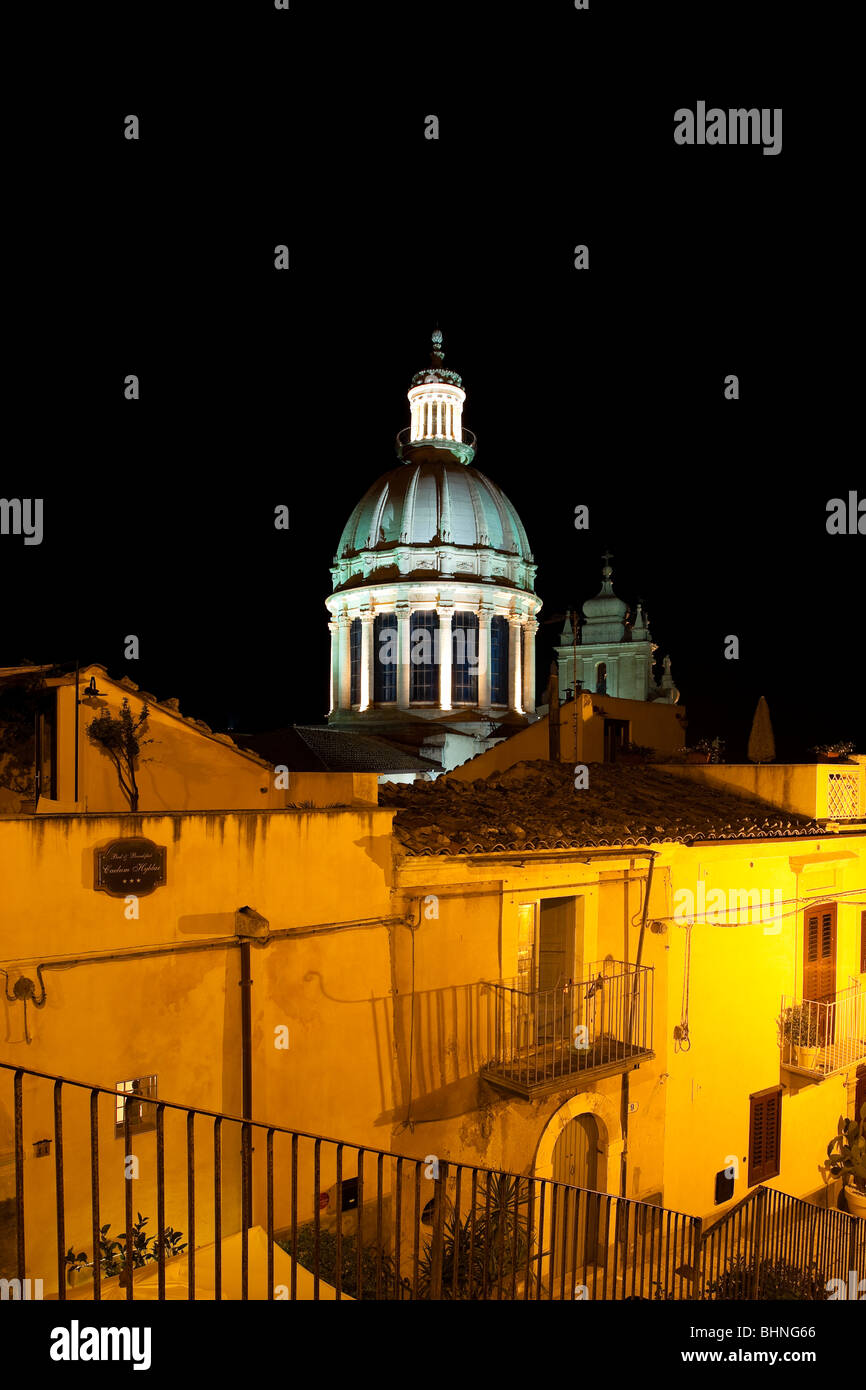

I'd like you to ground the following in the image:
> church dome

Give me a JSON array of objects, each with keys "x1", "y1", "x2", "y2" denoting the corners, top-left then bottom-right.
[
  {"x1": 332, "y1": 458, "x2": 534, "y2": 593},
  {"x1": 330, "y1": 332, "x2": 536, "y2": 596},
  {"x1": 325, "y1": 332, "x2": 542, "y2": 731}
]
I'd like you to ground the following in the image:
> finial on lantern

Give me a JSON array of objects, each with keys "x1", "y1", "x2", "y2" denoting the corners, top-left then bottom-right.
[{"x1": 431, "y1": 327, "x2": 444, "y2": 366}]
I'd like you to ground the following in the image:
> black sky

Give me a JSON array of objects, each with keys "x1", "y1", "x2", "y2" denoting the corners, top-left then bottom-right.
[{"x1": 4, "y1": 8, "x2": 860, "y2": 762}]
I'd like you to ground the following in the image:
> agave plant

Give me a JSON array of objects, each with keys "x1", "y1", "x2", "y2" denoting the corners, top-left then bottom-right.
[
  {"x1": 412, "y1": 1174, "x2": 533, "y2": 1299},
  {"x1": 821, "y1": 1105, "x2": 866, "y2": 1194}
]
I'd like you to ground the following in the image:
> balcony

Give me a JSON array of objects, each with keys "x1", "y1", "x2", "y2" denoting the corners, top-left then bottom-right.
[
  {"x1": 780, "y1": 984, "x2": 866, "y2": 1079},
  {"x1": 481, "y1": 961, "x2": 654, "y2": 1099},
  {"x1": 395, "y1": 426, "x2": 477, "y2": 466}
]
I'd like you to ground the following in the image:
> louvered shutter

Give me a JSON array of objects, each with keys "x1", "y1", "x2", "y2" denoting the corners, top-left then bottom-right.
[
  {"x1": 803, "y1": 904, "x2": 837, "y2": 1003},
  {"x1": 748, "y1": 1087, "x2": 782, "y2": 1186}
]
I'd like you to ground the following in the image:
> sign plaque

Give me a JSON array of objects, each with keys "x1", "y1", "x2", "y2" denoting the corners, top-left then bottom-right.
[{"x1": 94, "y1": 838, "x2": 167, "y2": 897}]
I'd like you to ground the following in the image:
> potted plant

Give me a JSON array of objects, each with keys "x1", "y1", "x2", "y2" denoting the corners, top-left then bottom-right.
[
  {"x1": 821, "y1": 1106, "x2": 866, "y2": 1220},
  {"x1": 693, "y1": 736, "x2": 726, "y2": 764},
  {"x1": 813, "y1": 741, "x2": 856, "y2": 762},
  {"x1": 780, "y1": 1004, "x2": 820, "y2": 1070}
]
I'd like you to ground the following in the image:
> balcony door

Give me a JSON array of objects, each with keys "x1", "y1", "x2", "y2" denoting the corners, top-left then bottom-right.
[
  {"x1": 804, "y1": 903, "x2": 837, "y2": 1047},
  {"x1": 537, "y1": 898, "x2": 576, "y2": 1048}
]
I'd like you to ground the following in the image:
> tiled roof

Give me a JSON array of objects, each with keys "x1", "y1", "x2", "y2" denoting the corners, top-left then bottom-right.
[
  {"x1": 378, "y1": 760, "x2": 826, "y2": 856},
  {"x1": 239, "y1": 726, "x2": 440, "y2": 774}
]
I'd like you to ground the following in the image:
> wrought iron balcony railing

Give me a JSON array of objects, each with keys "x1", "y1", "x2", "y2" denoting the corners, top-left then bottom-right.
[
  {"x1": 0, "y1": 1060, "x2": 695, "y2": 1302},
  {"x1": 2, "y1": 1062, "x2": 862, "y2": 1301},
  {"x1": 780, "y1": 984, "x2": 866, "y2": 1079},
  {"x1": 481, "y1": 960, "x2": 654, "y2": 1099}
]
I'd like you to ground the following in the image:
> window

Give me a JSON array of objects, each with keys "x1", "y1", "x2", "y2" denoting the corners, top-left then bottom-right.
[
  {"x1": 748, "y1": 1086, "x2": 782, "y2": 1186},
  {"x1": 452, "y1": 611, "x2": 478, "y2": 703},
  {"x1": 115, "y1": 1075, "x2": 158, "y2": 1137},
  {"x1": 490, "y1": 616, "x2": 509, "y2": 705},
  {"x1": 349, "y1": 618, "x2": 361, "y2": 705},
  {"x1": 861, "y1": 911, "x2": 866, "y2": 975},
  {"x1": 410, "y1": 610, "x2": 439, "y2": 702},
  {"x1": 517, "y1": 904, "x2": 537, "y2": 991},
  {"x1": 373, "y1": 613, "x2": 397, "y2": 702}
]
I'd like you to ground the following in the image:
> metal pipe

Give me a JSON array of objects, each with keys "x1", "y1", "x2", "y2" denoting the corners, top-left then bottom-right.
[
  {"x1": 4, "y1": 913, "x2": 407, "y2": 978},
  {"x1": 74, "y1": 660, "x2": 79, "y2": 803},
  {"x1": 239, "y1": 937, "x2": 253, "y2": 1230},
  {"x1": 621, "y1": 853, "x2": 658, "y2": 1198}
]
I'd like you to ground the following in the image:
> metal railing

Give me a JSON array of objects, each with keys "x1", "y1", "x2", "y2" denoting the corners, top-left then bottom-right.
[
  {"x1": 780, "y1": 984, "x2": 866, "y2": 1078},
  {"x1": 395, "y1": 425, "x2": 477, "y2": 456},
  {"x1": 698, "y1": 1186, "x2": 865, "y2": 1299},
  {"x1": 0, "y1": 1061, "x2": 696, "y2": 1302},
  {"x1": 482, "y1": 961, "x2": 654, "y2": 1096}
]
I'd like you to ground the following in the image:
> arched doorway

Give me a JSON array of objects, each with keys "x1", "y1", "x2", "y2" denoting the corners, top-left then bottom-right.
[{"x1": 551, "y1": 1113, "x2": 601, "y2": 1276}]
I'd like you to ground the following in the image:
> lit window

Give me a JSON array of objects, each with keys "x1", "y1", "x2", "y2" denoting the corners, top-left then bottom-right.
[
  {"x1": 349, "y1": 618, "x2": 362, "y2": 705},
  {"x1": 452, "y1": 612, "x2": 478, "y2": 703},
  {"x1": 373, "y1": 614, "x2": 397, "y2": 702},
  {"x1": 410, "y1": 611, "x2": 439, "y2": 702},
  {"x1": 115, "y1": 1075, "x2": 158, "y2": 1136},
  {"x1": 490, "y1": 616, "x2": 509, "y2": 705}
]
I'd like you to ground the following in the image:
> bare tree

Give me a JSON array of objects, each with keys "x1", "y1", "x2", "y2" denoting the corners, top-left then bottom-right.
[{"x1": 86, "y1": 698, "x2": 152, "y2": 811}]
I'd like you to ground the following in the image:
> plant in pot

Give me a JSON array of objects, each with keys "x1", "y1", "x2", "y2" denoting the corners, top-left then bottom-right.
[
  {"x1": 688, "y1": 739, "x2": 713, "y2": 764},
  {"x1": 780, "y1": 1004, "x2": 820, "y2": 1070},
  {"x1": 821, "y1": 1105, "x2": 866, "y2": 1220},
  {"x1": 812, "y1": 741, "x2": 856, "y2": 762}
]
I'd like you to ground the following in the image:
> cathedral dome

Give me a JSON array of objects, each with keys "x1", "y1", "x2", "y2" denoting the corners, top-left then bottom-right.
[
  {"x1": 325, "y1": 332, "x2": 542, "y2": 736},
  {"x1": 332, "y1": 457, "x2": 535, "y2": 593},
  {"x1": 330, "y1": 331, "x2": 536, "y2": 596}
]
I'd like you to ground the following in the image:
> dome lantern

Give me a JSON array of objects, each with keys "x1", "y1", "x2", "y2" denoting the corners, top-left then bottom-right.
[{"x1": 398, "y1": 330, "x2": 476, "y2": 465}]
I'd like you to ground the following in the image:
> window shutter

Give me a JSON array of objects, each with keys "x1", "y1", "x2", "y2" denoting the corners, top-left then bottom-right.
[
  {"x1": 748, "y1": 1087, "x2": 782, "y2": 1186},
  {"x1": 861, "y1": 911, "x2": 866, "y2": 975},
  {"x1": 803, "y1": 904, "x2": 836, "y2": 1002}
]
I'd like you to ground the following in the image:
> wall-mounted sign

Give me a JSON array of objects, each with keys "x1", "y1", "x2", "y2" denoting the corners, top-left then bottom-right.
[{"x1": 94, "y1": 838, "x2": 167, "y2": 897}]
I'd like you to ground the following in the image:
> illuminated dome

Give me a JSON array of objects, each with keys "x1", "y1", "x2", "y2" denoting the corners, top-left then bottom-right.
[
  {"x1": 331, "y1": 458, "x2": 535, "y2": 594},
  {"x1": 324, "y1": 332, "x2": 542, "y2": 744}
]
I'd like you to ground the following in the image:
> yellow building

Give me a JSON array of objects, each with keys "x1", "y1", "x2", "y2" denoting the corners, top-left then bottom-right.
[{"x1": 2, "y1": 721, "x2": 864, "y2": 1294}]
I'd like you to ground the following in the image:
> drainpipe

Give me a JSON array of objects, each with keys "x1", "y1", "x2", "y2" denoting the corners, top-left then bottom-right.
[
  {"x1": 620, "y1": 853, "x2": 657, "y2": 1199},
  {"x1": 239, "y1": 938, "x2": 253, "y2": 1228},
  {"x1": 74, "y1": 660, "x2": 79, "y2": 804}
]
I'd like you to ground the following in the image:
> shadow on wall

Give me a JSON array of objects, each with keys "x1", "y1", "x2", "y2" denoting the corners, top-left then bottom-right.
[{"x1": 299, "y1": 972, "x2": 496, "y2": 1124}]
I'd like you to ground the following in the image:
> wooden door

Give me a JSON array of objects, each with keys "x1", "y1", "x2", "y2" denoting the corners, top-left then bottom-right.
[
  {"x1": 552, "y1": 1114, "x2": 600, "y2": 1282},
  {"x1": 537, "y1": 898, "x2": 575, "y2": 1047}
]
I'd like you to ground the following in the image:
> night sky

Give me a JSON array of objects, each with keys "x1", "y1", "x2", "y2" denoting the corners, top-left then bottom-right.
[{"x1": 4, "y1": 10, "x2": 859, "y2": 762}]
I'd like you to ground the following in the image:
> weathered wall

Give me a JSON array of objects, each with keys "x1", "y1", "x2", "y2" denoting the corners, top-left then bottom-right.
[
  {"x1": 38, "y1": 671, "x2": 286, "y2": 814},
  {"x1": 447, "y1": 693, "x2": 686, "y2": 782},
  {"x1": 660, "y1": 761, "x2": 866, "y2": 821}
]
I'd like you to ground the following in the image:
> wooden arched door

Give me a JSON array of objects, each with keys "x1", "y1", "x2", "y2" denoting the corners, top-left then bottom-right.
[{"x1": 551, "y1": 1113, "x2": 601, "y2": 1283}]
